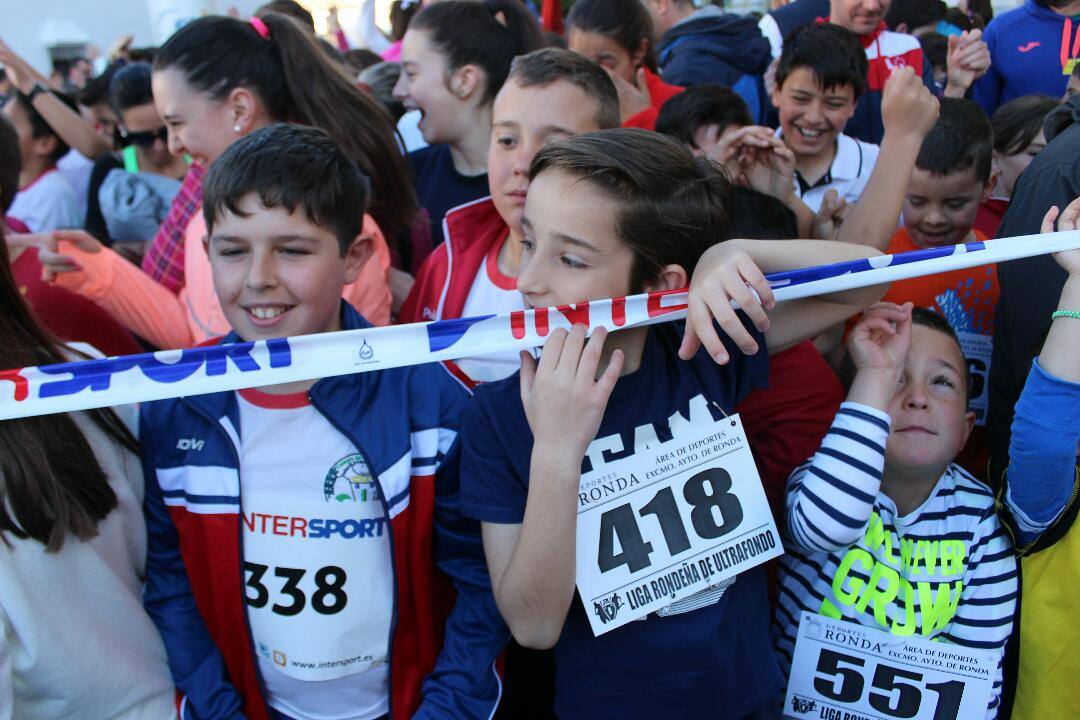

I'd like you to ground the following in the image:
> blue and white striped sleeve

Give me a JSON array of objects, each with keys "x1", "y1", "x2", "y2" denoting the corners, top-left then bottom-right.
[
  {"x1": 940, "y1": 502, "x2": 1018, "y2": 720},
  {"x1": 785, "y1": 402, "x2": 890, "y2": 554}
]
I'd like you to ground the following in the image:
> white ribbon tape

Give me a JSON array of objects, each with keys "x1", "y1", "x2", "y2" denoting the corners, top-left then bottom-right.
[{"x1": 1, "y1": 231, "x2": 1077, "y2": 420}]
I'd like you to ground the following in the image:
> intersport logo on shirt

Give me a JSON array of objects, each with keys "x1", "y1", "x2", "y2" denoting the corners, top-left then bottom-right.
[{"x1": 323, "y1": 453, "x2": 380, "y2": 504}]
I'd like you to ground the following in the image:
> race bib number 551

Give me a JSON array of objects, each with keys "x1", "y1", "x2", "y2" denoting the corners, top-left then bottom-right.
[
  {"x1": 784, "y1": 612, "x2": 996, "y2": 720},
  {"x1": 574, "y1": 414, "x2": 782, "y2": 635}
]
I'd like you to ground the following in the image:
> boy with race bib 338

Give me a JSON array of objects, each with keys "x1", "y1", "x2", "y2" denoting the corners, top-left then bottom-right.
[{"x1": 139, "y1": 124, "x2": 505, "y2": 720}]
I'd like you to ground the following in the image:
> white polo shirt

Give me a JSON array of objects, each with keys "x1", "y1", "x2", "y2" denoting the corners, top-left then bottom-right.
[{"x1": 784, "y1": 132, "x2": 880, "y2": 213}]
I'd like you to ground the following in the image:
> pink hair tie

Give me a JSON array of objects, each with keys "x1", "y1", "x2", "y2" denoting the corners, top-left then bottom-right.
[{"x1": 250, "y1": 16, "x2": 271, "y2": 40}]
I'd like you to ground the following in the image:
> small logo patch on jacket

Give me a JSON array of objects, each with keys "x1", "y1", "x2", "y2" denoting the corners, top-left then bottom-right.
[
  {"x1": 176, "y1": 438, "x2": 205, "y2": 451},
  {"x1": 1018, "y1": 41, "x2": 1041, "y2": 53}
]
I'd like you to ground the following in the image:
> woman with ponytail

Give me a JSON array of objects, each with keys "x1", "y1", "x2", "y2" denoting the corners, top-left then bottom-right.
[
  {"x1": 0, "y1": 226, "x2": 175, "y2": 719},
  {"x1": 393, "y1": 0, "x2": 542, "y2": 266},
  {"x1": 35, "y1": 12, "x2": 412, "y2": 347}
]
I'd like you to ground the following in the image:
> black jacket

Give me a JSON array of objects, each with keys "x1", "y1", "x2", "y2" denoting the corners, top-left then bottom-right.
[{"x1": 987, "y1": 96, "x2": 1080, "y2": 484}]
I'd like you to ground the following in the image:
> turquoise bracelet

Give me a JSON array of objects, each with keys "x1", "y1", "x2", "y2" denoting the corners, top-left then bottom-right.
[{"x1": 1051, "y1": 310, "x2": 1080, "y2": 321}]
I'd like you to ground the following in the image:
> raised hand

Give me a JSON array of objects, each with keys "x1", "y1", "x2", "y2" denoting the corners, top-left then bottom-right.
[
  {"x1": 846, "y1": 301, "x2": 913, "y2": 410},
  {"x1": 812, "y1": 189, "x2": 849, "y2": 240},
  {"x1": 881, "y1": 66, "x2": 939, "y2": 144},
  {"x1": 6, "y1": 229, "x2": 102, "y2": 282},
  {"x1": 1042, "y1": 196, "x2": 1080, "y2": 275},
  {"x1": 945, "y1": 30, "x2": 991, "y2": 97},
  {"x1": 679, "y1": 243, "x2": 775, "y2": 364},
  {"x1": 606, "y1": 67, "x2": 652, "y2": 125}
]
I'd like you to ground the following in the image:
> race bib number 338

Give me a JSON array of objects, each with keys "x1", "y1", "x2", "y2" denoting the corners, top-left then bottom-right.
[{"x1": 574, "y1": 414, "x2": 782, "y2": 635}]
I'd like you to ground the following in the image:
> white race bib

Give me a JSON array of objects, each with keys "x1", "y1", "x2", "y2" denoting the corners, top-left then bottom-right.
[
  {"x1": 957, "y1": 331, "x2": 992, "y2": 427},
  {"x1": 575, "y1": 414, "x2": 782, "y2": 636},
  {"x1": 242, "y1": 452, "x2": 393, "y2": 683},
  {"x1": 784, "y1": 612, "x2": 996, "y2": 720}
]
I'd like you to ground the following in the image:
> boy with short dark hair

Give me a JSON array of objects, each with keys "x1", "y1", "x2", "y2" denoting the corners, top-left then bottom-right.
[
  {"x1": 881, "y1": 97, "x2": 997, "y2": 475},
  {"x1": 772, "y1": 23, "x2": 879, "y2": 214},
  {"x1": 775, "y1": 303, "x2": 1017, "y2": 720},
  {"x1": 400, "y1": 48, "x2": 620, "y2": 384},
  {"x1": 140, "y1": 123, "x2": 504, "y2": 720},
  {"x1": 655, "y1": 84, "x2": 752, "y2": 158},
  {"x1": 2, "y1": 91, "x2": 81, "y2": 231}
]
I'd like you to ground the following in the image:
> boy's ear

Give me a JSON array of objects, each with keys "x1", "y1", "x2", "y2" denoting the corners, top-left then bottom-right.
[
  {"x1": 225, "y1": 86, "x2": 261, "y2": 135},
  {"x1": 450, "y1": 64, "x2": 482, "y2": 102},
  {"x1": 643, "y1": 263, "x2": 688, "y2": 294},
  {"x1": 961, "y1": 409, "x2": 976, "y2": 448},
  {"x1": 343, "y1": 232, "x2": 374, "y2": 285},
  {"x1": 980, "y1": 175, "x2": 996, "y2": 203}
]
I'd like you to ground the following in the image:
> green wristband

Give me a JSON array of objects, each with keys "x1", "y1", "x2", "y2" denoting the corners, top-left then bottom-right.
[{"x1": 1051, "y1": 310, "x2": 1080, "y2": 321}]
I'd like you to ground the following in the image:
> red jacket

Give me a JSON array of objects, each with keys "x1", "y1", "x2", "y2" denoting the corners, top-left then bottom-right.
[
  {"x1": 623, "y1": 68, "x2": 685, "y2": 131},
  {"x1": 400, "y1": 197, "x2": 509, "y2": 325}
]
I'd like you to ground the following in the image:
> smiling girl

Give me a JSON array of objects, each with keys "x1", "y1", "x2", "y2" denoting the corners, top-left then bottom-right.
[
  {"x1": 393, "y1": 0, "x2": 541, "y2": 265},
  {"x1": 36, "y1": 12, "x2": 412, "y2": 345},
  {"x1": 458, "y1": 128, "x2": 888, "y2": 719}
]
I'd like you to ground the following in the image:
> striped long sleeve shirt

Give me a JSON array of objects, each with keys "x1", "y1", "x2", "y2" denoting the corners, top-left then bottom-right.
[{"x1": 773, "y1": 402, "x2": 1018, "y2": 719}]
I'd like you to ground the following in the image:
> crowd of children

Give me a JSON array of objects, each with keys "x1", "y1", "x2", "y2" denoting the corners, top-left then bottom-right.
[{"x1": 1, "y1": 0, "x2": 1079, "y2": 718}]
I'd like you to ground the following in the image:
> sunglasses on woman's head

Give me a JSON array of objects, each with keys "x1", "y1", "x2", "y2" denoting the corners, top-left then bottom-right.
[{"x1": 121, "y1": 126, "x2": 168, "y2": 147}]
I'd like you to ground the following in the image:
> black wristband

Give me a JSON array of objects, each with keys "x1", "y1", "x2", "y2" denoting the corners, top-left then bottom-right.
[{"x1": 26, "y1": 81, "x2": 50, "y2": 104}]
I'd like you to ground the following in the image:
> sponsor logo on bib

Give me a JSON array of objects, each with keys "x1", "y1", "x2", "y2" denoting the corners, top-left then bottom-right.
[{"x1": 324, "y1": 453, "x2": 379, "y2": 504}]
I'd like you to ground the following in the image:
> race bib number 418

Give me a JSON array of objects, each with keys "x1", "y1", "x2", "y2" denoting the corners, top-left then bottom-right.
[
  {"x1": 784, "y1": 612, "x2": 996, "y2": 720},
  {"x1": 574, "y1": 414, "x2": 782, "y2": 635}
]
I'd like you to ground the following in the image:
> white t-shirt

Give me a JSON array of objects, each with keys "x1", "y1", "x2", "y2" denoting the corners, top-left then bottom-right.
[
  {"x1": 8, "y1": 168, "x2": 82, "y2": 232},
  {"x1": 0, "y1": 412, "x2": 176, "y2": 720},
  {"x1": 396, "y1": 110, "x2": 428, "y2": 154},
  {"x1": 783, "y1": 132, "x2": 880, "y2": 213},
  {"x1": 456, "y1": 234, "x2": 526, "y2": 384},
  {"x1": 237, "y1": 388, "x2": 393, "y2": 720},
  {"x1": 57, "y1": 149, "x2": 94, "y2": 219}
]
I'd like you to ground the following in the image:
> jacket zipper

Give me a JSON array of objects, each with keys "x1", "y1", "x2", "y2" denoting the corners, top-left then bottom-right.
[
  {"x1": 311, "y1": 394, "x2": 400, "y2": 720},
  {"x1": 183, "y1": 398, "x2": 275, "y2": 719}
]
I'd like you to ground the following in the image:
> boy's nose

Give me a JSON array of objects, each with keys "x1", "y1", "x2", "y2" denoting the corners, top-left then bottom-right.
[
  {"x1": 515, "y1": 256, "x2": 543, "y2": 298},
  {"x1": 245, "y1": 253, "x2": 278, "y2": 290},
  {"x1": 903, "y1": 384, "x2": 931, "y2": 410}
]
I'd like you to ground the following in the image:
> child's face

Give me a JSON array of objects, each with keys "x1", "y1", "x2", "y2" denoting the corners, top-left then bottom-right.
[
  {"x1": 567, "y1": 29, "x2": 641, "y2": 85},
  {"x1": 1064, "y1": 73, "x2": 1080, "y2": 101},
  {"x1": 993, "y1": 130, "x2": 1045, "y2": 198},
  {"x1": 489, "y1": 79, "x2": 605, "y2": 237},
  {"x1": 394, "y1": 29, "x2": 470, "y2": 144},
  {"x1": 772, "y1": 69, "x2": 857, "y2": 161},
  {"x1": 206, "y1": 192, "x2": 371, "y2": 342},
  {"x1": 120, "y1": 101, "x2": 173, "y2": 168},
  {"x1": 885, "y1": 324, "x2": 975, "y2": 478},
  {"x1": 902, "y1": 166, "x2": 988, "y2": 248},
  {"x1": 153, "y1": 68, "x2": 238, "y2": 166},
  {"x1": 516, "y1": 168, "x2": 636, "y2": 310},
  {"x1": 829, "y1": 0, "x2": 890, "y2": 36}
]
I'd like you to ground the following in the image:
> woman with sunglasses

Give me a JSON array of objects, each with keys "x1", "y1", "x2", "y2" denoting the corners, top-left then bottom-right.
[{"x1": 85, "y1": 63, "x2": 188, "y2": 254}]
